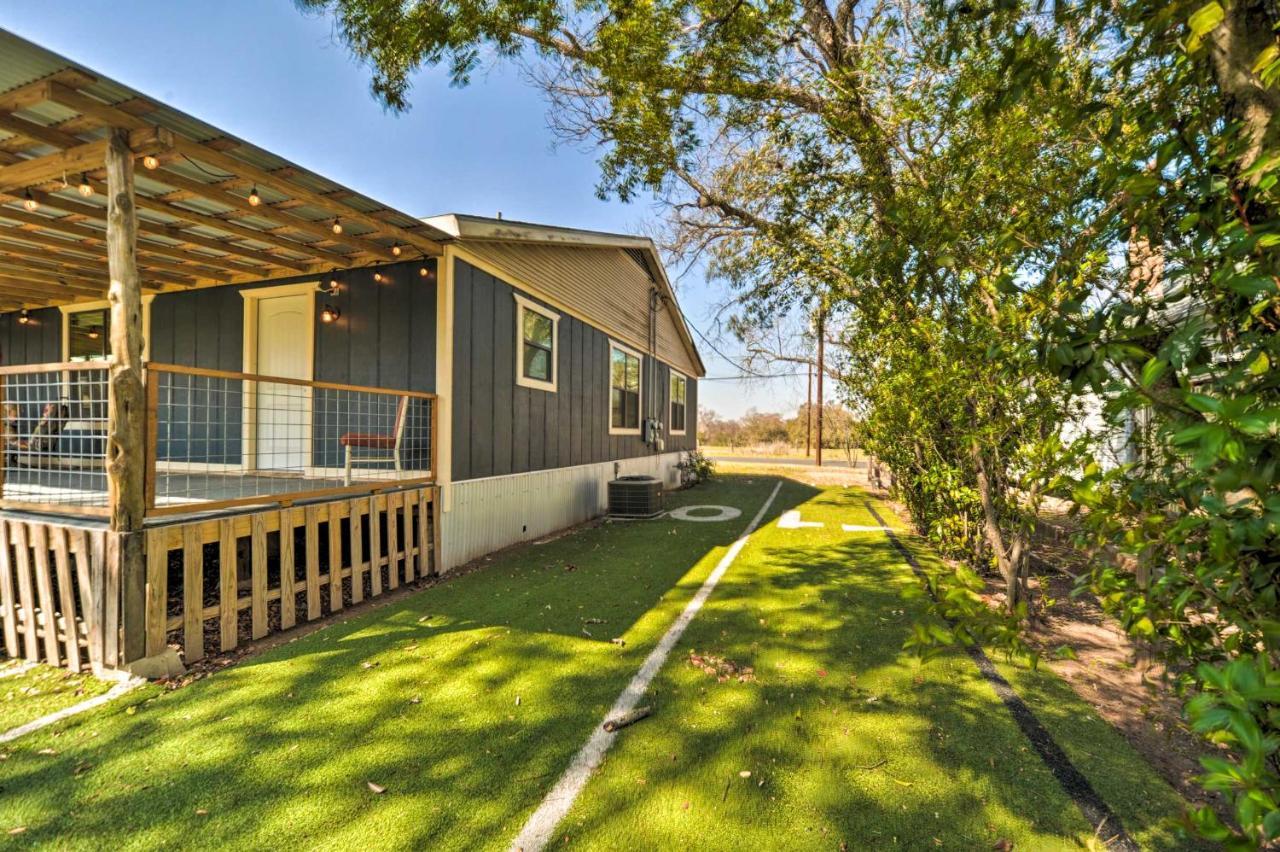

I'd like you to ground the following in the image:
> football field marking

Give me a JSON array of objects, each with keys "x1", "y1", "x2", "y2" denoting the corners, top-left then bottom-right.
[{"x1": 509, "y1": 480, "x2": 783, "y2": 852}]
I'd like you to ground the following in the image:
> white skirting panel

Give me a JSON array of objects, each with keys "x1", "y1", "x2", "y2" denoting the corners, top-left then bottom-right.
[{"x1": 441, "y1": 451, "x2": 685, "y2": 571}]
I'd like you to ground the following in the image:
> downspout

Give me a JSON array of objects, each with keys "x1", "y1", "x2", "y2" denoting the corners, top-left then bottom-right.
[{"x1": 648, "y1": 286, "x2": 659, "y2": 451}]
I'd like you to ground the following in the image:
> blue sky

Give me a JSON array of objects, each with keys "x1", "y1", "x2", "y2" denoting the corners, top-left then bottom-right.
[{"x1": 1, "y1": 2, "x2": 805, "y2": 418}]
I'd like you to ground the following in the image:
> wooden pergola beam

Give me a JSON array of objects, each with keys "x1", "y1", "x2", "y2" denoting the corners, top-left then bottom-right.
[
  {"x1": 9, "y1": 187, "x2": 309, "y2": 272},
  {"x1": 0, "y1": 204, "x2": 269, "y2": 277},
  {"x1": 43, "y1": 83, "x2": 440, "y2": 257},
  {"x1": 0, "y1": 230, "x2": 208, "y2": 284},
  {"x1": 0, "y1": 109, "x2": 84, "y2": 150},
  {"x1": 99, "y1": 178, "x2": 352, "y2": 267},
  {"x1": 0, "y1": 126, "x2": 172, "y2": 194},
  {"x1": 0, "y1": 259, "x2": 118, "y2": 291},
  {"x1": 0, "y1": 241, "x2": 198, "y2": 288},
  {"x1": 0, "y1": 273, "x2": 104, "y2": 299},
  {"x1": 153, "y1": 166, "x2": 393, "y2": 260},
  {"x1": 168, "y1": 137, "x2": 442, "y2": 255}
]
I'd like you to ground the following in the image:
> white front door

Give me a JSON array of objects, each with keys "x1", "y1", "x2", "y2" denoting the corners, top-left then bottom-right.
[{"x1": 254, "y1": 293, "x2": 311, "y2": 470}]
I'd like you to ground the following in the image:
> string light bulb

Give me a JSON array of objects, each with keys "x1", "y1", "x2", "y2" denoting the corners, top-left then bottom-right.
[
  {"x1": 248, "y1": 186, "x2": 261, "y2": 207},
  {"x1": 326, "y1": 271, "x2": 340, "y2": 295},
  {"x1": 320, "y1": 304, "x2": 341, "y2": 324},
  {"x1": 87, "y1": 328, "x2": 100, "y2": 340},
  {"x1": 17, "y1": 309, "x2": 30, "y2": 325},
  {"x1": 142, "y1": 155, "x2": 159, "y2": 170},
  {"x1": 391, "y1": 244, "x2": 402, "y2": 257},
  {"x1": 419, "y1": 265, "x2": 430, "y2": 278},
  {"x1": 373, "y1": 271, "x2": 385, "y2": 283},
  {"x1": 77, "y1": 175, "x2": 93, "y2": 197},
  {"x1": 22, "y1": 190, "x2": 38, "y2": 212},
  {"x1": 331, "y1": 218, "x2": 343, "y2": 235}
]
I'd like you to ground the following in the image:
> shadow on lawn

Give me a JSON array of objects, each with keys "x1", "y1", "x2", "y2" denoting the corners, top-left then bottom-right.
[
  {"x1": 1, "y1": 474, "x2": 824, "y2": 850},
  {"x1": 558, "y1": 484, "x2": 1185, "y2": 849}
]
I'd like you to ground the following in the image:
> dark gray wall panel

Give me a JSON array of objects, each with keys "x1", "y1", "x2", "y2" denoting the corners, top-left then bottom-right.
[
  {"x1": 0, "y1": 261, "x2": 445, "y2": 467},
  {"x1": 451, "y1": 259, "x2": 697, "y2": 482},
  {"x1": 0, "y1": 307, "x2": 59, "y2": 366},
  {"x1": 0, "y1": 308, "x2": 65, "y2": 432}
]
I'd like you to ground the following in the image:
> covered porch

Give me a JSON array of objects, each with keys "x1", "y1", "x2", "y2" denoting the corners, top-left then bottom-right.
[{"x1": 0, "y1": 33, "x2": 447, "y2": 674}]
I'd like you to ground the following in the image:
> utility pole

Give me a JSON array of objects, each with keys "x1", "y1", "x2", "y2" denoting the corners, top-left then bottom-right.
[
  {"x1": 815, "y1": 307, "x2": 825, "y2": 467},
  {"x1": 805, "y1": 361, "x2": 813, "y2": 457}
]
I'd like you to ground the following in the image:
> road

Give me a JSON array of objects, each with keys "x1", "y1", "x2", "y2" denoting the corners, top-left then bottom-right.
[{"x1": 709, "y1": 454, "x2": 859, "y2": 469}]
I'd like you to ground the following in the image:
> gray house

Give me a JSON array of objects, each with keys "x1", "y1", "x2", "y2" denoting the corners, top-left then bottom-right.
[{"x1": 0, "y1": 30, "x2": 703, "y2": 673}]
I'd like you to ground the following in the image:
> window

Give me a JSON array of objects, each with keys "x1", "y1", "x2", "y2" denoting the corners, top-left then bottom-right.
[
  {"x1": 670, "y1": 372, "x2": 687, "y2": 435},
  {"x1": 515, "y1": 294, "x2": 558, "y2": 392},
  {"x1": 610, "y1": 341, "x2": 642, "y2": 434},
  {"x1": 67, "y1": 307, "x2": 109, "y2": 362}
]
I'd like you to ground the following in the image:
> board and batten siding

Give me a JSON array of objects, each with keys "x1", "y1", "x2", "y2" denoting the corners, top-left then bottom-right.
[
  {"x1": 0, "y1": 261, "x2": 445, "y2": 468},
  {"x1": 149, "y1": 262, "x2": 436, "y2": 468},
  {"x1": 451, "y1": 258, "x2": 697, "y2": 483},
  {"x1": 0, "y1": 306, "x2": 61, "y2": 366}
]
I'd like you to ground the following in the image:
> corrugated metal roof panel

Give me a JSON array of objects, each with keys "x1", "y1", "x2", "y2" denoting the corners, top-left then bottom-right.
[
  {"x1": 460, "y1": 241, "x2": 702, "y2": 377},
  {"x1": 0, "y1": 28, "x2": 451, "y2": 243}
]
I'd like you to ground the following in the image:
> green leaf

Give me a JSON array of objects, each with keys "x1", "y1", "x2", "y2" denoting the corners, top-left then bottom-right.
[
  {"x1": 1186, "y1": 393, "x2": 1222, "y2": 415},
  {"x1": 1141, "y1": 357, "x2": 1167, "y2": 389},
  {"x1": 1188, "y1": 2, "x2": 1224, "y2": 50}
]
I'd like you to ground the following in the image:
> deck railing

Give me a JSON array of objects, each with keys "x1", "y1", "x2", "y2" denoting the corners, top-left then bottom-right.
[
  {"x1": 0, "y1": 361, "x2": 437, "y2": 518},
  {"x1": 0, "y1": 362, "x2": 111, "y2": 516}
]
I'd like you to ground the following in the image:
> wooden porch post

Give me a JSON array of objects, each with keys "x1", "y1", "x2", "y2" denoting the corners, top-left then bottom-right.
[{"x1": 105, "y1": 128, "x2": 147, "y2": 666}]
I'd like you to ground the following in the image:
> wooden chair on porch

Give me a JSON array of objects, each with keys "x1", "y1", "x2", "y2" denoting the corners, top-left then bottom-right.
[{"x1": 340, "y1": 395, "x2": 408, "y2": 485}]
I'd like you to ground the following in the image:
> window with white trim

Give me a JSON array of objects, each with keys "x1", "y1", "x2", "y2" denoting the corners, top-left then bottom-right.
[
  {"x1": 610, "y1": 342, "x2": 642, "y2": 434},
  {"x1": 515, "y1": 294, "x2": 558, "y2": 392},
  {"x1": 66, "y1": 306, "x2": 110, "y2": 362},
  {"x1": 669, "y1": 372, "x2": 687, "y2": 434}
]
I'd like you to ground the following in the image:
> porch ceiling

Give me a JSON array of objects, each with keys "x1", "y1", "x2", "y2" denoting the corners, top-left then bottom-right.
[{"x1": 0, "y1": 28, "x2": 449, "y2": 312}]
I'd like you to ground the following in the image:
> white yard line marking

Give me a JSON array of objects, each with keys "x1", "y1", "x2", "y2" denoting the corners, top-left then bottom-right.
[
  {"x1": 0, "y1": 676, "x2": 144, "y2": 745},
  {"x1": 841, "y1": 524, "x2": 892, "y2": 533},
  {"x1": 777, "y1": 509, "x2": 823, "y2": 529},
  {"x1": 509, "y1": 481, "x2": 784, "y2": 852}
]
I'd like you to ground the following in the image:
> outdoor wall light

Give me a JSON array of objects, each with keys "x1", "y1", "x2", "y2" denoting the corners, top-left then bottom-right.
[{"x1": 320, "y1": 304, "x2": 341, "y2": 324}]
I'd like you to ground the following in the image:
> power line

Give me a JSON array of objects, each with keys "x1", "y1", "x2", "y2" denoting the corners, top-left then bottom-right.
[
  {"x1": 701, "y1": 372, "x2": 808, "y2": 381},
  {"x1": 684, "y1": 318, "x2": 780, "y2": 379}
]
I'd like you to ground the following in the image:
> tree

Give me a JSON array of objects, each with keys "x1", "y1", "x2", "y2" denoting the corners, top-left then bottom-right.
[{"x1": 301, "y1": 0, "x2": 1280, "y2": 839}]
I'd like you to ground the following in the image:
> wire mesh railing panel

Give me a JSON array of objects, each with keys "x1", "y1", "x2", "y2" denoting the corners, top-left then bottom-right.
[
  {"x1": 148, "y1": 365, "x2": 434, "y2": 512},
  {"x1": 0, "y1": 364, "x2": 110, "y2": 511}
]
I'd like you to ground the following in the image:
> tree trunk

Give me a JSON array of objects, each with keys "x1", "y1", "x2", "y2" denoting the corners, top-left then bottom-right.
[
  {"x1": 105, "y1": 128, "x2": 145, "y2": 533},
  {"x1": 1206, "y1": 0, "x2": 1280, "y2": 175},
  {"x1": 971, "y1": 444, "x2": 1025, "y2": 613},
  {"x1": 105, "y1": 128, "x2": 147, "y2": 666}
]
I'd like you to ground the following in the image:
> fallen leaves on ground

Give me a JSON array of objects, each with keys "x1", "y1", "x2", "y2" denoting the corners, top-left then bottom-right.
[{"x1": 688, "y1": 651, "x2": 755, "y2": 683}]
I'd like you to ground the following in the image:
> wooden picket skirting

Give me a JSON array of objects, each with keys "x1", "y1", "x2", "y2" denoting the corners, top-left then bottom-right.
[
  {"x1": 0, "y1": 519, "x2": 110, "y2": 672},
  {"x1": 0, "y1": 486, "x2": 441, "y2": 671},
  {"x1": 143, "y1": 486, "x2": 441, "y2": 663}
]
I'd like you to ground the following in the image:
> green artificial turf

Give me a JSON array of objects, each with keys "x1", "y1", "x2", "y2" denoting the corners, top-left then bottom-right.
[
  {"x1": 0, "y1": 663, "x2": 110, "y2": 733},
  {"x1": 0, "y1": 475, "x2": 1192, "y2": 849},
  {"x1": 557, "y1": 481, "x2": 1192, "y2": 850},
  {"x1": 0, "y1": 475, "x2": 780, "y2": 849}
]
